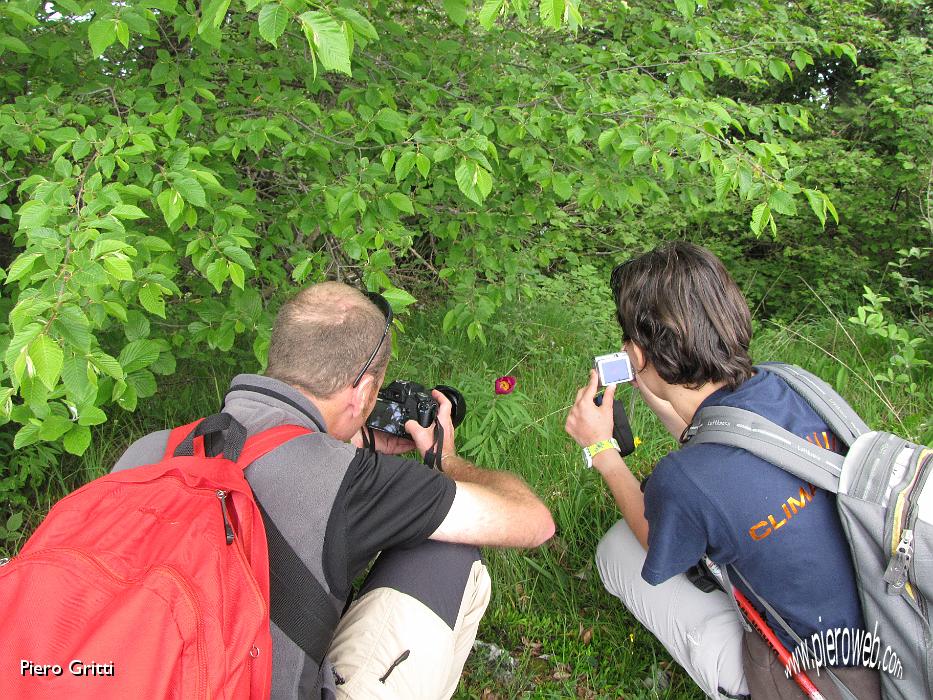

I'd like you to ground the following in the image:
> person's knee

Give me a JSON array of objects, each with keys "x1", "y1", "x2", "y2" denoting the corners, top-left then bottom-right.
[
  {"x1": 360, "y1": 540, "x2": 484, "y2": 630},
  {"x1": 595, "y1": 519, "x2": 645, "y2": 597}
]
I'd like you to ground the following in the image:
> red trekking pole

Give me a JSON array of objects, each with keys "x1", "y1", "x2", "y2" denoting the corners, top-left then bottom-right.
[{"x1": 703, "y1": 557, "x2": 827, "y2": 700}]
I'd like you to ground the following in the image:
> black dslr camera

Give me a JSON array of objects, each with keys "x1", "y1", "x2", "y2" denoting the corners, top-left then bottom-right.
[{"x1": 366, "y1": 380, "x2": 466, "y2": 437}]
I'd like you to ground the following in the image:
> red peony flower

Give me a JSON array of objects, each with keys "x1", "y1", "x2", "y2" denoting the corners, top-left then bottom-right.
[{"x1": 495, "y1": 375, "x2": 516, "y2": 395}]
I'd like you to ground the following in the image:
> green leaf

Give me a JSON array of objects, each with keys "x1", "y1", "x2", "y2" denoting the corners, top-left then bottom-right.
[
  {"x1": 823, "y1": 193, "x2": 839, "y2": 224},
  {"x1": 6, "y1": 252, "x2": 42, "y2": 284},
  {"x1": 125, "y1": 310, "x2": 151, "y2": 341},
  {"x1": 104, "y1": 256, "x2": 135, "y2": 281},
  {"x1": 750, "y1": 202, "x2": 770, "y2": 236},
  {"x1": 29, "y1": 335, "x2": 64, "y2": 391},
  {"x1": 18, "y1": 200, "x2": 50, "y2": 230},
  {"x1": 6, "y1": 512, "x2": 23, "y2": 533},
  {"x1": 53, "y1": 305, "x2": 93, "y2": 352},
  {"x1": 14, "y1": 423, "x2": 41, "y2": 450},
  {"x1": 552, "y1": 172, "x2": 572, "y2": 200},
  {"x1": 394, "y1": 151, "x2": 416, "y2": 181},
  {"x1": 88, "y1": 18, "x2": 117, "y2": 57},
  {"x1": 674, "y1": 0, "x2": 695, "y2": 19},
  {"x1": 111, "y1": 204, "x2": 148, "y2": 220},
  {"x1": 804, "y1": 188, "x2": 826, "y2": 226},
  {"x1": 228, "y1": 261, "x2": 245, "y2": 289},
  {"x1": 0, "y1": 35, "x2": 31, "y2": 54},
  {"x1": 39, "y1": 414, "x2": 74, "y2": 441},
  {"x1": 258, "y1": 3, "x2": 290, "y2": 47},
  {"x1": 300, "y1": 11, "x2": 352, "y2": 75},
  {"x1": 332, "y1": 7, "x2": 379, "y2": 41},
  {"x1": 376, "y1": 108, "x2": 407, "y2": 134},
  {"x1": 173, "y1": 176, "x2": 207, "y2": 207},
  {"x1": 416, "y1": 153, "x2": 431, "y2": 178},
  {"x1": 115, "y1": 19, "x2": 129, "y2": 48},
  {"x1": 387, "y1": 192, "x2": 414, "y2": 215},
  {"x1": 63, "y1": 425, "x2": 92, "y2": 455},
  {"x1": 478, "y1": 0, "x2": 504, "y2": 29},
  {"x1": 442, "y1": 0, "x2": 468, "y2": 26},
  {"x1": 139, "y1": 284, "x2": 166, "y2": 318},
  {"x1": 382, "y1": 286, "x2": 418, "y2": 309},
  {"x1": 539, "y1": 0, "x2": 565, "y2": 29},
  {"x1": 118, "y1": 339, "x2": 162, "y2": 373},
  {"x1": 156, "y1": 188, "x2": 184, "y2": 226},
  {"x1": 78, "y1": 406, "x2": 108, "y2": 426},
  {"x1": 768, "y1": 189, "x2": 797, "y2": 216}
]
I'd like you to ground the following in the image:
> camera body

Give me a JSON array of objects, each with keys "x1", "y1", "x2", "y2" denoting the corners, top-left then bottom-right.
[
  {"x1": 366, "y1": 380, "x2": 466, "y2": 437},
  {"x1": 594, "y1": 351, "x2": 634, "y2": 386}
]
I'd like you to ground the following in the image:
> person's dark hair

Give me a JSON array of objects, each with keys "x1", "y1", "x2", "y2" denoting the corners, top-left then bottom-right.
[
  {"x1": 266, "y1": 282, "x2": 391, "y2": 397},
  {"x1": 610, "y1": 242, "x2": 754, "y2": 391}
]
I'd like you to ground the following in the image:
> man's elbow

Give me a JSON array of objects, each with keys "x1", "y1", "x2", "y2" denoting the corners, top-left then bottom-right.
[{"x1": 525, "y1": 503, "x2": 556, "y2": 547}]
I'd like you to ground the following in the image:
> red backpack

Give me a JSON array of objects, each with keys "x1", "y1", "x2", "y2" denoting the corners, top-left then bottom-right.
[{"x1": 0, "y1": 413, "x2": 309, "y2": 699}]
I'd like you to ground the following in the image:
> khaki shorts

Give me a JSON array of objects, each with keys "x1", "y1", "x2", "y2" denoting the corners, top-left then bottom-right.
[{"x1": 328, "y1": 543, "x2": 491, "y2": 700}]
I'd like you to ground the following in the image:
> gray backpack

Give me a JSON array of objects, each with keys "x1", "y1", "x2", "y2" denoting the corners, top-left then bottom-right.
[{"x1": 684, "y1": 363, "x2": 932, "y2": 700}]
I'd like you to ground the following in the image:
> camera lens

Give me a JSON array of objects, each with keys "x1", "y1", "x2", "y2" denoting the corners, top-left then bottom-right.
[{"x1": 434, "y1": 385, "x2": 466, "y2": 427}]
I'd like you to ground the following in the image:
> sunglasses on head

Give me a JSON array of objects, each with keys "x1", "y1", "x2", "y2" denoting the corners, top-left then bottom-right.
[{"x1": 351, "y1": 292, "x2": 393, "y2": 388}]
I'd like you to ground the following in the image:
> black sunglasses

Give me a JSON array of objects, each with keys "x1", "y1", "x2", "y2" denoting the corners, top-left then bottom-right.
[{"x1": 352, "y1": 292, "x2": 393, "y2": 388}]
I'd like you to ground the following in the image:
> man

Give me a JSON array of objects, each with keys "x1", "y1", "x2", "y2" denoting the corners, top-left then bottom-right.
[
  {"x1": 565, "y1": 242, "x2": 879, "y2": 699},
  {"x1": 113, "y1": 281, "x2": 555, "y2": 699}
]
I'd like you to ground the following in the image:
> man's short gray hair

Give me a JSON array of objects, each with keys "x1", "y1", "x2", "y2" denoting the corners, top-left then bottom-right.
[{"x1": 266, "y1": 282, "x2": 390, "y2": 397}]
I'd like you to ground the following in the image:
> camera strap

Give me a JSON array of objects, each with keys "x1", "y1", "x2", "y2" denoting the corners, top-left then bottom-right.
[{"x1": 423, "y1": 421, "x2": 445, "y2": 471}]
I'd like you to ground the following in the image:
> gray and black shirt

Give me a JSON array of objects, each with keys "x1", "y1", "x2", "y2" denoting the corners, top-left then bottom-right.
[{"x1": 112, "y1": 374, "x2": 456, "y2": 699}]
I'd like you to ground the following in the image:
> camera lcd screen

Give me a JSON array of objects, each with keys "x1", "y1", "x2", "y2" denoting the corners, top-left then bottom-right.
[
  {"x1": 597, "y1": 354, "x2": 634, "y2": 385},
  {"x1": 366, "y1": 401, "x2": 408, "y2": 436}
]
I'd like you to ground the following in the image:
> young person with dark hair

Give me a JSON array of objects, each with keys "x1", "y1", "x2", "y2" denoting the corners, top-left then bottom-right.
[
  {"x1": 565, "y1": 242, "x2": 880, "y2": 699},
  {"x1": 114, "y1": 281, "x2": 555, "y2": 700}
]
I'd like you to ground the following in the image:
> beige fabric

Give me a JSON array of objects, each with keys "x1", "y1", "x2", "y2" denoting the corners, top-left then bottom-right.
[{"x1": 329, "y1": 559, "x2": 491, "y2": 699}]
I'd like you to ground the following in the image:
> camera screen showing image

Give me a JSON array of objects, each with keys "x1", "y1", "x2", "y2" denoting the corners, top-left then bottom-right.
[
  {"x1": 595, "y1": 351, "x2": 634, "y2": 386},
  {"x1": 366, "y1": 381, "x2": 466, "y2": 437}
]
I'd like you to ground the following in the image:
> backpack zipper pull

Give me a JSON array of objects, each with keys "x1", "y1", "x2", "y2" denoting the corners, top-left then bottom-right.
[
  {"x1": 883, "y1": 528, "x2": 913, "y2": 591},
  {"x1": 217, "y1": 490, "x2": 235, "y2": 545}
]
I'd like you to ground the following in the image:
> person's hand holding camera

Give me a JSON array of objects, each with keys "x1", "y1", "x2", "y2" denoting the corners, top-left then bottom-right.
[
  {"x1": 405, "y1": 389, "x2": 457, "y2": 462},
  {"x1": 351, "y1": 429, "x2": 415, "y2": 455},
  {"x1": 565, "y1": 369, "x2": 617, "y2": 448}
]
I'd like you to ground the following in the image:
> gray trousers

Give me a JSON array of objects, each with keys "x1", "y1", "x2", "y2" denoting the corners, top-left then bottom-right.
[{"x1": 596, "y1": 519, "x2": 750, "y2": 699}]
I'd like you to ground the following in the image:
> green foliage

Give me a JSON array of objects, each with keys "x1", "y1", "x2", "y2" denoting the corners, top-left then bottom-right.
[
  {"x1": 0, "y1": 0, "x2": 929, "y2": 463},
  {"x1": 849, "y1": 247, "x2": 931, "y2": 394}
]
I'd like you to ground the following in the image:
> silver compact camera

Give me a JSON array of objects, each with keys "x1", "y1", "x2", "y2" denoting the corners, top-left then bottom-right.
[{"x1": 594, "y1": 351, "x2": 634, "y2": 387}]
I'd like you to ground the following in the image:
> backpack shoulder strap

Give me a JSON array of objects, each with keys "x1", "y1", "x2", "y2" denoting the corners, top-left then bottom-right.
[
  {"x1": 236, "y1": 423, "x2": 339, "y2": 668},
  {"x1": 684, "y1": 406, "x2": 844, "y2": 493},
  {"x1": 237, "y1": 424, "x2": 312, "y2": 468},
  {"x1": 757, "y1": 363, "x2": 869, "y2": 448}
]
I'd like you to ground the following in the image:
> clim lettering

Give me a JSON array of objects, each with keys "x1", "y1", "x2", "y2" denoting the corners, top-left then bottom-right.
[
  {"x1": 20, "y1": 660, "x2": 115, "y2": 676},
  {"x1": 748, "y1": 483, "x2": 818, "y2": 541}
]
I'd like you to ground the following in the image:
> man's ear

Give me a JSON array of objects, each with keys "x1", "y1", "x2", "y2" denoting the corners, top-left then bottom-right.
[
  {"x1": 349, "y1": 374, "x2": 378, "y2": 418},
  {"x1": 627, "y1": 342, "x2": 648, "y2": 373}
]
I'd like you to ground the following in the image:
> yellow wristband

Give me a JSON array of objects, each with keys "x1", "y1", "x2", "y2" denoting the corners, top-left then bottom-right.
[{"x1": 583, "y1": 438, "x2": 620, "y2": 468}]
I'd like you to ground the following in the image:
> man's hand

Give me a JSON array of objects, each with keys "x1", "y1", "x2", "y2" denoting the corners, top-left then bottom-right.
[
  {"x1": 405, "y1": 389, "x2": 456, "y2": 460},
  {"x1": 565, "y1": 369, "x2": 616, "y2": 448},
  {"x1": 350, "y1": 428, "x2": 416, "y2": 455}
]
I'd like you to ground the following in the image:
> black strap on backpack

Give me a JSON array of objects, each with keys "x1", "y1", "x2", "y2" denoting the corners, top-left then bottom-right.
[
  {"x1": 220, "y1": 387, "x2": 342, "y2": 666},
  {"x1": 258, "y1": 501, "x2": 339, "y2": 667}
]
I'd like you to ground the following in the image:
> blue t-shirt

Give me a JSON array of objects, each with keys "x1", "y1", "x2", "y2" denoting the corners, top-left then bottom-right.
[{"x1": 642, "y1": 369, "x2": 864, "y2": 651}]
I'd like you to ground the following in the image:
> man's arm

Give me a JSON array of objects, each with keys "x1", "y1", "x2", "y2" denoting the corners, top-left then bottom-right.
[
  {"x1": 565, "y1": 370, "x2": 649, "y2": 549},
  {"x1": 429, "y1": 454, "x2": 555, "y2": 547},
  {"x1": 405, "y1": 391, "x2": 555, "y2": 548}
]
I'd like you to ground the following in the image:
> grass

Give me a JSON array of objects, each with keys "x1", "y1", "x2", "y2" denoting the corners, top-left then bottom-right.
[{"x1": 3, "y1": 295, "x2": 930, "y2": 699}]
